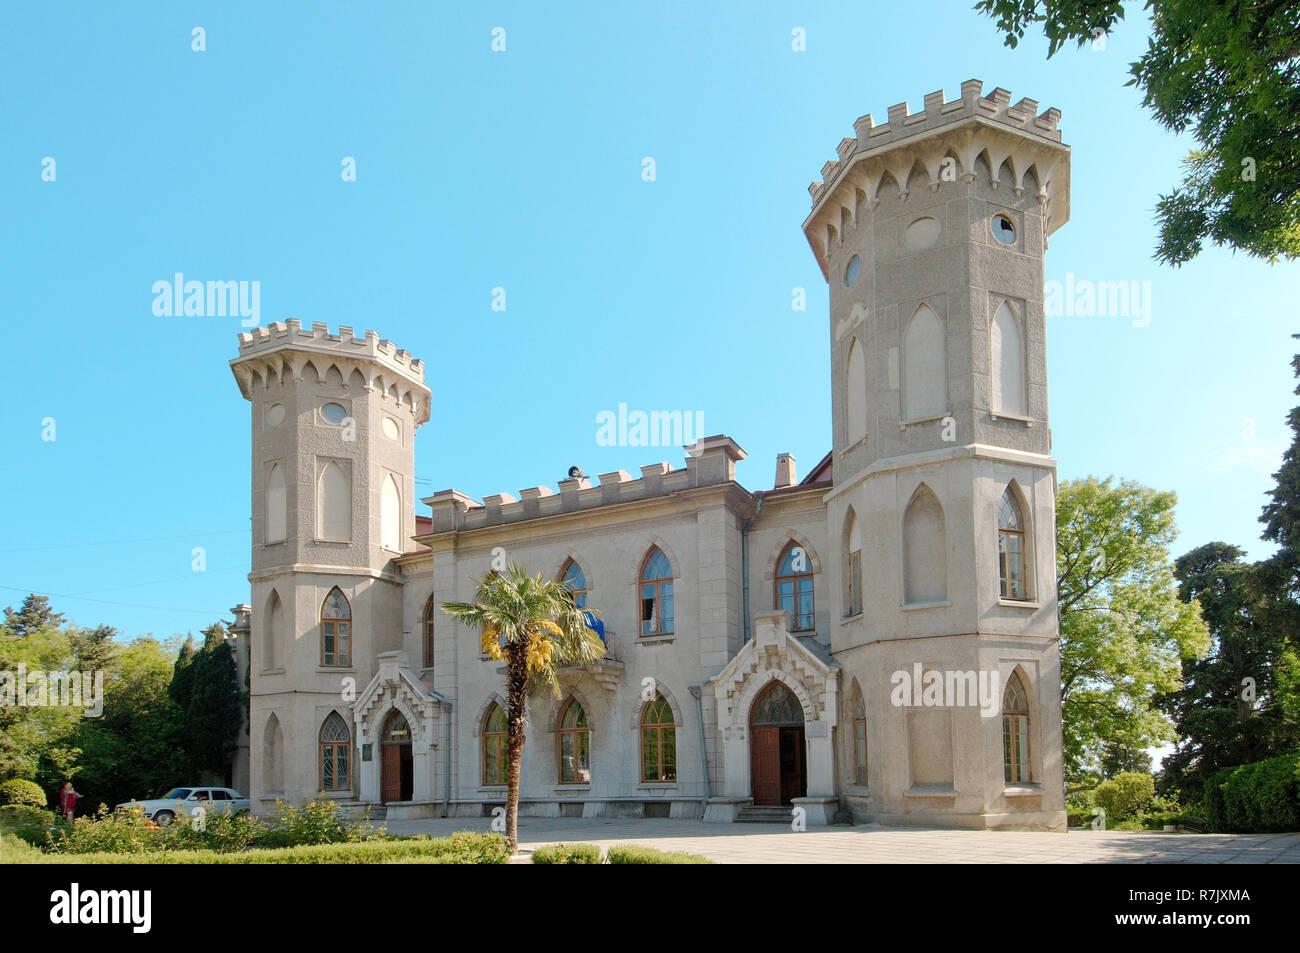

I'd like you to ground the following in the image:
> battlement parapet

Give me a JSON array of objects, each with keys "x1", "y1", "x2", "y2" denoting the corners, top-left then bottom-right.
[
  {"x1": 421, "y1": 436, "x2": 747, "y2": 535},
  {"x1": 230, "y1": 320, "x2": 430, "y2": 425}
]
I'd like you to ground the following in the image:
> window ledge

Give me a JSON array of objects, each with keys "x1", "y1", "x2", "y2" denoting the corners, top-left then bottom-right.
[
  {"x1": 989, "y1": 411, "x2": 1033, "y2": 425},
  {"x1": 477, "y1": 787, "x2": 507, "y2": 794},
  {"x1": 313, "y1": 539, "x2": 352, "y2": 546},
  {"x1": 259, "y1": 668, "x2": 285, "y2": 677},
  {"x1": 317, "y1": 667, "x2": 356, "y2": 674},
  {"x1": 898, "y1": 412, "x2": 951, "y2": 430},
  {"x1": 637, "y1": 783, "x2": 678, "y2": 790},
  {"x1": 997, "y1": 598, "x2": 1040, "y2": 609},
  {"x1": 263, "y1": 540, "x2": 286, "y2": 547},
  {"x1": 636, "y1": 636, "x2": 675, "y2": 646},
  {"x1": 554, "y1": 786, "x2": 591, "y2": 794},
  {"x1": 839, "y1": 612, "x2": 864, "y2": 626},
  {"x1": 900, "y1": 599, "x2": 952, "y2": 611},
  {"x1": 1002, "y1": 784, "x2": 1042, "y2": 797}
]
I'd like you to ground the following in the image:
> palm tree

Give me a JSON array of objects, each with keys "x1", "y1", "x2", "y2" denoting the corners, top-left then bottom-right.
[{"x1": 441, "y1": 562, "x2": 605, "y2": 850}]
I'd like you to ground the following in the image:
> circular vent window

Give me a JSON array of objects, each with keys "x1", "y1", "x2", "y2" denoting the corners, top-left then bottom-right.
[
  {"x1": 382, "y1": 416, "x2": 400, "y2": 440},
  {"x1": 321, "y1": 402, "x2": 347, "y2": 425},
  {"x1": 265, "y1": 403, "x2": 285, "y2": 426},
  {"x1": 844, "y1": 255, "x2": 861, "y2": 287},
  {"x1": 991, "y1": 214, "x2": 1017, "y2": 244}
]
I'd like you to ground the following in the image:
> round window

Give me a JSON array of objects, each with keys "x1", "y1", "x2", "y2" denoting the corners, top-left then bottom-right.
[
  {"x1": 265, "y1": 403, "x2": 285, "y2": 427},
  {"x1": 991, "y1": 214, "x2": 1017, "y2": 244},
  {"x1": 321, "y1": 402, "x2": 347, "y2": 425},
  {"x1": 381, "y1": 416, "x2": 400, "y2": 440},
  {"x1": 844, "y1": 255, "x2": 861, "y2": 287}
]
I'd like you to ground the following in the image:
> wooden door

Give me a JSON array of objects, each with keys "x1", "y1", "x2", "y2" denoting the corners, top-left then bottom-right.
[
  {"x1": 381, "y1": 744, "x2": 401, "y2": 803},
  {"x1": 779, "y1": 726, "x2": 807, "y2": 805},
  {"x1": 751, "y1": 726, "x2": 781, "y2": 805}
]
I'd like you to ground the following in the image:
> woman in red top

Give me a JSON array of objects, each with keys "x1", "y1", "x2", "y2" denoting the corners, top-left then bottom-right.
[{"x1": 59, "y1": 781, "x2": 81, "y2": 823}]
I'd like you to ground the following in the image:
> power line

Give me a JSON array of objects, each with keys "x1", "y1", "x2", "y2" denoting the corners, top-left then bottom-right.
[
  {"x1": 0, "y1": 528, "x2": 250, "y2": 555},
  {"x1": 0, "y1": 584, "x2": 228, "y2": 618}
]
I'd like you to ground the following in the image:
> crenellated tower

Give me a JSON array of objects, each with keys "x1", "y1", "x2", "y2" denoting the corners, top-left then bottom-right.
[
  {"x1": 230, "y1": 320, "x2": 431, "y2": 808},
  {"x1": 808, "y1": 81, "x2": 1068, "y2": 829}
]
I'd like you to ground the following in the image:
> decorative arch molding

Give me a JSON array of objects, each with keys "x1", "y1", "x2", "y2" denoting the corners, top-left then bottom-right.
[
  {"x1": 1003, "y1": 663, "x2": 1037, "y2": 719},
  {"x1": 738, "y1": 671, "x2": 818, "y2": 727},
  {"x1": 628, "y1": 536, "x2": 683, "y2": 587},
  {"x1": 472, "y1": 693, "x2": 508, "y2": 739},
  {"x1": 628, "y1": 682, "x2": 686, "y2": 729},
  {"x1": 547, "y1": 688, "x2": 599, "y2": 734},
  {"x1": 761, "y1": 532, "x2": 823, "y2": 581},
  {"x1": 354, "y1": 653, "x2": 445, "y2": 748},
  {"x1": 554, "y1": 550, "x2": 597, "y2": 593}
]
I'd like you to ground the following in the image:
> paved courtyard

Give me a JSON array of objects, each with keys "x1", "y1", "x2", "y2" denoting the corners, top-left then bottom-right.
[{"x1": 385, "y1": 816, "x2": 1300, "y2": 863}]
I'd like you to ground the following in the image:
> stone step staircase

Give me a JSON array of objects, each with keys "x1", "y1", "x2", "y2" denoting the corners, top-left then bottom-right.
[{"x1": 735, "y1": 805, "x2": 796, "y2": 824}]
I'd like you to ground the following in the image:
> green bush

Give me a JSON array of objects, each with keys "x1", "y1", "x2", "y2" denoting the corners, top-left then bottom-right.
[
  {"x1": 259, "y1": 798, "x2": 387, "y2": 847},
  {"x1": 15, "y1": 833, "x2": 510, "y2": 864},
  {"x1": 1203, "y1": 752, "x2": 1300, "y2": 833},
  {"x1": 606, "y1": 844, "x2": 713, "y2": 864},
  {"x1": 0, "y1": 779, "x2": 47, "y2": 808},
  {"x1": 1092, "y1": 772, "x2": 1155, "y2": 822},
  {"x1": 0, "y1": 805, "x2": 58, "y2": 847},
  {"x1": 165, "y1": 808, "x2": 265, "y2": 854},
  {"x1": 531, "y1": 842, "x2": 603, "y2": 864},
  {"x1": 47, "y1": 804, "x2": 164, "y2": 854}
]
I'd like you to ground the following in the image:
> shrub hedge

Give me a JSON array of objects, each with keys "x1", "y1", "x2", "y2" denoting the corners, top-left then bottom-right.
[
  {"x1": 531, "y1": 843, "x2": 603, "y2": 864},
  {"x1": 21, "y1": 833, "x2": 510, "y2": 864},
  {"x1": 0, "y1": 804, "x2": 58, "y2": 847},
  {"x1": 0, "y1": 779, "x2": 48, "y2": 808},
  {"x1": 606, "y1": 844, "x2": 713, "y2": 864},
  {"x1": 1203, "y1": 752, "x2": 1300, "y2": 833}
]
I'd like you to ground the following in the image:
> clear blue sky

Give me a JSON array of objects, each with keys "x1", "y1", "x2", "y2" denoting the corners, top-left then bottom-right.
[{"x1": 2, "y1": 1, "x2": 1297, "y2": 639}]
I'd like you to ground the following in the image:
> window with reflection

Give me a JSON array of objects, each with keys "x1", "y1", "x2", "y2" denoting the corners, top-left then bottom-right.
[
  {"x1": 482, "y1": 703, "x2": 507, "y2": 786},
  {"x1": 640, "y1": 695, "x2": 676, "y2": 782},
  {"x1": 998, "y1": 487, "x2": 1027, "y2": 600},
  {"x1": 1003, "y1": 672, "x2": 1031, "y2": 783},
  {"x1": 557, "y1": 698, "x2": 591, "y2": 783},
  {"x1": 320, "y1": 587, "x2": 352, "y2": 667},
  {"x1": 640, "y1": 548, "x2": 674, "y2": 636},
  {"x1": 775, "y1": 542, "x2": 815, "y2": 631}
]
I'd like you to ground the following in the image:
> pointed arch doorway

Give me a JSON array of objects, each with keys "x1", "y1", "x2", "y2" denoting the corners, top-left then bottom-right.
[
  {"x1": 750, "y1": 681, "x2": 807, "y2": 806},
  {"x1": 380, "y1": 709, "x2": 413, "y2": 803}
]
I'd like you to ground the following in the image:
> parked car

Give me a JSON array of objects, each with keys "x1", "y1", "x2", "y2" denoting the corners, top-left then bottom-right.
[{"x1": 116, "y1": 787, "x2": 251, "y2": 826}]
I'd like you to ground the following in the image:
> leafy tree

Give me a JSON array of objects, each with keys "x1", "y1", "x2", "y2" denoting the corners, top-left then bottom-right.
[
  {"x1": 73, "y1": 636, "x2": 188, "y2": 809},
  {"x1": 441, "y1": 564, "x2": 605, "y2": 850},
  {"x1": 1100, "y1": 740, "x2": 1153, "y2": 777},
  {"x1": 1056, "y1": 477, "x2": 1210, "y2": 778},
  {"x1": 181, "y1": 623, "x2": 242, "y2": 782},
  {"x1": 3, "y1": 594, "x2": 66, "y2": 638},
  {"x1": 169, "y1": 635, "x2": 197, "y2": 712},
  {"x1": 0, "y1": 617, "x2": 82, "y2": 792},
  {"x1": 977, "y1": 0, "x2": 1300, "y2": 265},
  {"x1": 69, "y1": 623, "x2": 120, "y2": 673},
  {"x1": 1159, "y1": 543, "x2": 1300, "y2": 798},
  {"x1": 1260, "y1": 336, "x2": 1300, "y2": 609}
]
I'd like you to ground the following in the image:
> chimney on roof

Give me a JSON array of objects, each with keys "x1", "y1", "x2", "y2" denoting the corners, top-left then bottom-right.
[{"x1": 775, "y1": 453, "x2": 797, "y2": 488}]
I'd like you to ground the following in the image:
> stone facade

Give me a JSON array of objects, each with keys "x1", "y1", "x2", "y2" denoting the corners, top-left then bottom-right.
[{"x1": 229, "y1": 81, "x2": 1068, "y2": 830}]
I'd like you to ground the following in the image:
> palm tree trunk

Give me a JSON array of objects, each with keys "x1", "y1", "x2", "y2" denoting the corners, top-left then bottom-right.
[{"x1": 505, "y1": 640, "x2": 528, "y2": 851}]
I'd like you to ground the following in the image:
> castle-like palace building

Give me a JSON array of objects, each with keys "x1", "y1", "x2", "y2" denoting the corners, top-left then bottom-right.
[{"x1": 228, "y1": 80, "x2": 1069, "y2": 828}]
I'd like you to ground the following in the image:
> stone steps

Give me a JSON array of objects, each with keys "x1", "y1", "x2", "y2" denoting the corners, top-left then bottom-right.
[{"x1": 735, "y1": 805, "x2": 796, "y2": 824}]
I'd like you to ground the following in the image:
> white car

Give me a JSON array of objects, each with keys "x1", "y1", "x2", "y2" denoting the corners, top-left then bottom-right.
[{"x1": 117, "y1": 787, "x2": 251, "y2": 826}]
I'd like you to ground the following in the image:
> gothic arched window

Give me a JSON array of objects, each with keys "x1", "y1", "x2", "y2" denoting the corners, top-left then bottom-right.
[
  {"x1": 320, "y1": 587, "x2": 352, "y2": 667},
  {"x1": 775, "y1": 541, "x2": 815, "y2": 631},
  {"x1": 558, "y1": 698, "x2": 591, "y2": 784},
  {"x1": 1002, "y1": 672, "x2": 1031, "y2": 783},
  {"x1": 640, "y1": 694, "x2": 676, "y2": 782},
  {"x1": 998, "y1": 486, "x2": 1027, "y2": 600},
  {"x1": 482, "y1": 703, "x2": 507, "y2": 786},
  {"x1": 319, "y1": 712, "x2": 351, "y2": 792},
  {"x1": 639, "y1": 548, "x2": 674, "y2": 636}
]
